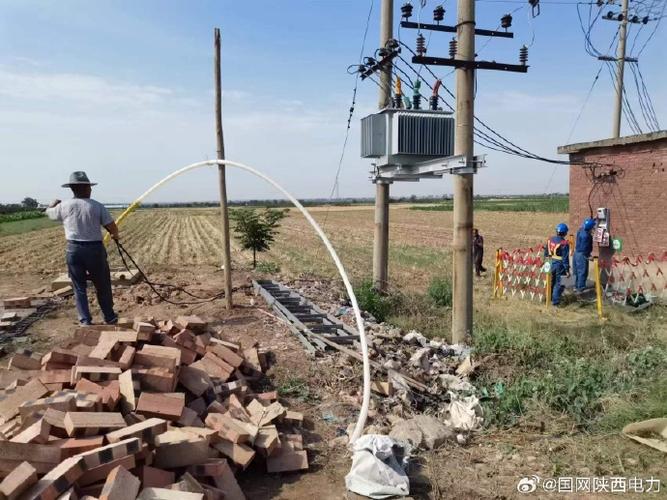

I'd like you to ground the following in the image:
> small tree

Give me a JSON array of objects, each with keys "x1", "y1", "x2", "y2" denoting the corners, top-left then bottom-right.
[
  {"x1": 231, "y1": 208, "x2": 287, "y2": 268},
  {"x1": 21, "y1": 197, "x2": 39, "y2": 209}
]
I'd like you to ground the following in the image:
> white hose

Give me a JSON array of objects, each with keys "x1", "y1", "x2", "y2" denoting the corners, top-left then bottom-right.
[{"x1": 124, "y1": 159, "x2": 370, "y2": 444}]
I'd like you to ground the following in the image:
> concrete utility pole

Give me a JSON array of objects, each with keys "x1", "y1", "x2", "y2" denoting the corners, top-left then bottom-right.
[
  {"x1": 214, "y1": 28, "x2": 234, "y2": 310},
  {"x1": 373, "y1": 0, "x2": 393, "y2": 293},
  {"x1": 451, "y1": 0, "x2": 475, "y2": 343},
  {"x1": 612, "y1": 0, "x2": 629, "y2": 138}
]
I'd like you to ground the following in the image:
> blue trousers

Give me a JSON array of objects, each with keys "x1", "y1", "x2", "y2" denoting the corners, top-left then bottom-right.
[
  {"x1": 66, "y1": 241, "x2": 117, "y2": 325},
  {"x1": 550, "y1": 262, "x2": 566, "y2": 305},
  {"x1": 573, "y1": 252, "x2": 590, "y2": 290}
]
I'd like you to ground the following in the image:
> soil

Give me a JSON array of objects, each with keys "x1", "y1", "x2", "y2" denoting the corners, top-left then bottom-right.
[{"x1": 2, "y1": 266, "x2": 665, "y2": 499}]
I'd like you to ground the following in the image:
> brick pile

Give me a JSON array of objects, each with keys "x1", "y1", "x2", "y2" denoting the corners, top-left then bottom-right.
[{"x1": 0, "y1": 315, "x2": 307, "y2": 500}]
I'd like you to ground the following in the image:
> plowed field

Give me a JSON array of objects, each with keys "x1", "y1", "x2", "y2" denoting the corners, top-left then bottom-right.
[{"x1": 0, "y1": 207, "x2": 564, "y2": 290}]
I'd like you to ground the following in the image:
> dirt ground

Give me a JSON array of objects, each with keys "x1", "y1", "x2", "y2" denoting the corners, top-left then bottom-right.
[{"x1": 1, "y1": 264, "x2": 664, "y2": 500}]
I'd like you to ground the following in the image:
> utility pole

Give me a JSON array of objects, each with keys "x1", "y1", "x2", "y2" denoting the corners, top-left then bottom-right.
[
  {"x1": 214, "y1": 27, "x2": 233, "y2": 310},
  {"x1": 372, "y1": 0, "x2": 393, "y2": 293},
  {"x1": 451, "y1": 0, "x2": 475, "y2": 343},
  {"x1": 612, "y1": 0, "x2": 629, "y2": 138}
]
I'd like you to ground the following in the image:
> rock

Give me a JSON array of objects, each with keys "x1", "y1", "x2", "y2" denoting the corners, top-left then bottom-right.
[
  {"x1": 328, "y1": 435, "x2": 348, "y2": 448},
  {"x1": 413, "y1": 415, "x2": 455, "y2": 449},
  {"x1": 402, "y1": 330, "x2": 428, "y2": 347},
  {"x1": 390, "y1": 415, "x2": 454, "y2": 450},
  {"x1": 410, "y1": 347, "x2": 431, "y2": 371},
  {"x1": 389, "y1": 419, "x2": 423, "y2": 449},
  {"x1": 383, "y1": 359, "x2": 402, "y2": 370}
]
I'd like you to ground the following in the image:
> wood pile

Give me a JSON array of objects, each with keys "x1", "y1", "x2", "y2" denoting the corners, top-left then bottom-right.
[{"x1": 0, "y1": 315, "x2": 307, "y2": 500}]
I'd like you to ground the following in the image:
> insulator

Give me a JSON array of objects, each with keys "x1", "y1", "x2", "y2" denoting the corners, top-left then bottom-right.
[
  {"x1": 528, "y1": 0, "x2": 540, "y2": 17},
  {"x1": 413, "y1": 94, "x2": 421, "y2": 110},
  {"x1": 605, "y1": 10, "x2": 615, "y2": 19},
  {"x1": 378, "y1": 47, "x2": 389, "y2": 57},
  {"x1": 393, "y1": 96, "x2": 403, "y2": 108},
  {"x1": 449, "y1": 37, "x2": 457, "y2": 58},
  {"x1": 501, "y1": 13, "x2": 513, "y2": 29},
  {"x1": 596, "y1": 0, "x2": 603, "y2": 6},
  {"x1": 401, "y1": 2, "x2": 413, "y2": 20},
  {"x1": 429, "y1": 95, "x2": 439, "y2": 111},
  {"x1": 364, "y1": 56, "x2": 377, "y2": 67},
  {"x1": 631, "y1": 15, "x2": 639, "y2": 23},
  {"x1": 617, "y1": 12, "x2": 624, "y2": 21},
  {"x1": 416, "y1": 34, "x2": 427, "y2": 56},
  {"x1": 519, "y1": 45, "x2": 528, "y2": 65},
  {"x1": 642, "y1": 15, "x2": 649, "y2": 24},
  {"x1": 433, "y1": 5, "x2": 445, "y2": 23},
  {"x1": 385, "y1": 38, "x2": 399, "y2": 50}
]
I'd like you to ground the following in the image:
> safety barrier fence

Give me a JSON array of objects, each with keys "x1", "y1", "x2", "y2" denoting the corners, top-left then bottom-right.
[
  {"x1": 493, "y1": 245, "x2": 667, "y2": 313},
  {"x1": 599, "y1": 252, "x2": 667, "y2": 305},
  {"x1": 493, "y1": 245, "x2": 548, "y2": 303}
]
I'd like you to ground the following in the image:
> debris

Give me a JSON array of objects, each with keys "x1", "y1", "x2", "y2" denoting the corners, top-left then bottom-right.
[
  {"x1": 622, "y1": 418, "x2": 667, "y2": 453},
  {"x1": 442, "y1": 395, "x2": 484, "y2": 432},
  {"x1": 345, "y1": 435, "x2": 410, "y2": 499},
  {"x1": 0, "y1": 314, "x2": 308, "y2": 497}
]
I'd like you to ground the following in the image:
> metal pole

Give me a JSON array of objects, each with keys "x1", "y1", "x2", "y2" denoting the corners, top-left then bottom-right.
[
  {"x1": 214, "y1": 28, "x2": 233, "y2": 310},
  {"x1": 612, "y1": 0, "x2": 629, "y2": 138},
  {"x1": 451, "y1": 0, "x2": 475, "y2": 343},
  {"x1": 373, "y1": 0, "x2": 393, "y2": 292}
]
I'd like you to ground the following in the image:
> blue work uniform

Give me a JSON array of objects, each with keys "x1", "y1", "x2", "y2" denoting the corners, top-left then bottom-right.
[
  {"x1": 544, "y1": 236, "x2": 570, "y2": 305},
  {"x1": 573, "y1": 227, "x2": 593, "y2": 291}
]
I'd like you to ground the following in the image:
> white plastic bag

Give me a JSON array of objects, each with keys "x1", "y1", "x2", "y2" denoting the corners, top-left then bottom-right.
[{"x1": 345, "y1": 435, "x2": 410, "y2": 499}]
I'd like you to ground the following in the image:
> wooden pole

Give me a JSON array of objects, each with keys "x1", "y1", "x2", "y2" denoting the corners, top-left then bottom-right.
[
  {"x1": 451, "y1": 0, "x2": 475, "y2": 343},
  {"x1": 214, "y1": 27, "x2": 233, "y2": 310},
  {"x1": 372, "y1": 0, "x2": 393, "y2": 293}
]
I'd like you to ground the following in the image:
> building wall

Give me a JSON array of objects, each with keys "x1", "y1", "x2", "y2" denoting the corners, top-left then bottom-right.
[{"x1": 569, "y1": 138, "x2": 667, "y2": 257}]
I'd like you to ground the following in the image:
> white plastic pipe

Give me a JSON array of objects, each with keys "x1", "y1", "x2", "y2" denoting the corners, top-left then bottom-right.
[{"x1": 120, "y1": 159, "x2": 371, "y2": 443}]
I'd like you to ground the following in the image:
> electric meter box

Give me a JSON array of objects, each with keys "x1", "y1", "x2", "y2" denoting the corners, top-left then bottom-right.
[
  {"x1": 596, "y1": 207, "x2": 610, "y2": 230},
  {"x1": 361, "y1": 108, "x2": 455, "y2": 167}
]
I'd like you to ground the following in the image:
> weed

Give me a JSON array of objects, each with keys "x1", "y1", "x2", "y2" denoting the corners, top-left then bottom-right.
[
  {"x1": 278, "y1": 375, "x2": 316, "y2": 402},
  {"x1": 354, "y1": 279, "x2": 401, "y2": 322},
  {"x1": 255, "y1": 261, "x2": 281, "y2": 273},
  {"x1": 428, "y1": 277, "x2": 452, "y2": 307}
]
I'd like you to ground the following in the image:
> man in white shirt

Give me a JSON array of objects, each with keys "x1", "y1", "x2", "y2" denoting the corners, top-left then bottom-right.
[{"x1": 47, "y1": 171, "x2": 120, "y2": 325}]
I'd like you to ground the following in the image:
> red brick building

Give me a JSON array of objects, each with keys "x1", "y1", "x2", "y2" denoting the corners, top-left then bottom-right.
[{"x1": 558, "y1": 131, "x2": 667, "y2": 257}]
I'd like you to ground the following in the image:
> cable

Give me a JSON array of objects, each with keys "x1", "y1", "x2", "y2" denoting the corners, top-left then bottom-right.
[
  {"x1": 636, "y1": 0, "x2": 666, "y2": 56},
  {"x1": 114, "y1": 239, "x2": 235, "y2": 305}
]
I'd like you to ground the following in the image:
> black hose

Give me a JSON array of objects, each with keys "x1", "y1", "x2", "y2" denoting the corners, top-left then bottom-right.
[{"x1": 113, "y1": 239, "x2": 238, "y2": 305}]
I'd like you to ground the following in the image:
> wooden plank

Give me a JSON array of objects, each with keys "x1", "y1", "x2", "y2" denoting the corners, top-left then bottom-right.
[
  {"x1": 0, "y1": 461, "x2": 37, "y2": 500},
  {"x1": 99, "y1": 465, "x2": 140, "y2": 500}
]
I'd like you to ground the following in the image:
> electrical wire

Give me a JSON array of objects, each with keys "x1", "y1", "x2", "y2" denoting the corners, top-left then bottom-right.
[{"x1": 632, "y1": 62, "x2": 661, "y2": 129}]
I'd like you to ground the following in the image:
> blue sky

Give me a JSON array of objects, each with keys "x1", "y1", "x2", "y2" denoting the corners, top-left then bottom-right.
[{"x1": 0, "y1": 0, "x2": 664, "y2": 203}]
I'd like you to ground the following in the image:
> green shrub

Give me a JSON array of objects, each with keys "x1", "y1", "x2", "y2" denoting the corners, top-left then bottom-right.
[
  {"x1": 255, "y1": 261, "x2": 281, "y2": 273},
  {"x1": 353, "y1": 279, "x2": 400, "y2": 323},
  {"x1": 427, "y1": 277, "x2": 452, "y2": 307}
]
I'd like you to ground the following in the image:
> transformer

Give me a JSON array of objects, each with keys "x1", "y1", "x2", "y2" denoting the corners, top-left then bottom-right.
[{"x1": 361, "y1": 108, "x2": 455, "y2": 167}]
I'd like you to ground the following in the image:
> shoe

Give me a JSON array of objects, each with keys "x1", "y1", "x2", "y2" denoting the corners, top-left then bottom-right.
[{"x1": 79, "y1": 321, "x2": 93, "y2": 326}]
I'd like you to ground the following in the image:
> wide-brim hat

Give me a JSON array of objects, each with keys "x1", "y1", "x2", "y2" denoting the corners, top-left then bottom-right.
[{"x1": 62, "y1": 171, "x2": 97, "y2": 188}]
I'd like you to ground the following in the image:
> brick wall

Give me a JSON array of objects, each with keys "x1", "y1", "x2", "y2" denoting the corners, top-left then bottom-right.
[{"x1": 568, "y1": 138, "x2": 667, "y2": 257}]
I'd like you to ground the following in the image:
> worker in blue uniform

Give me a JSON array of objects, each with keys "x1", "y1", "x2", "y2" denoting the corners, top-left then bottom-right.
[
  {"x1": 544, "y1": 223, "x2": 571, "y2": 306},
  {"x1": 573, "y1": 217, "x2": 596, "y2": 292}
]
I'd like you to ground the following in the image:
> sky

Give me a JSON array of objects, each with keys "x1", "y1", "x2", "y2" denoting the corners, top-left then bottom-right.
[{"x1": 0, "y1": 0, "x2": 664, "y2": 204}]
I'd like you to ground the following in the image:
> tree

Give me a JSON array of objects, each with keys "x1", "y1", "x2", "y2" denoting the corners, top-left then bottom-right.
[
  {"x1": 230, "y1": 208, "x2": 287, "y2": 268},
  {"x1": 21, "y1": 197, "x2": 38, "y2": 209}
]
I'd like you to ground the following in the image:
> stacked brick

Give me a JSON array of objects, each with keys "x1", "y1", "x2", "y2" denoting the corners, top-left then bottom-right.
[{"x1": 0, "y1": 315, "x2": 307, "y2": 500}]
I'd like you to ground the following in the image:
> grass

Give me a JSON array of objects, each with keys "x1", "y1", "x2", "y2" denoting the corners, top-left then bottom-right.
[
  {"x1": 0, "y1": 217, "x2": 59, "y2": 237},
  {"x1": 412, "y1": 195, "x2": 569, "y2": 213},
  {"x1": 472, "y1": 316, "x2": 667, "y2": 429},
  {"x1": 0, "y1": 210, "x2": 44, "y2": 223}
]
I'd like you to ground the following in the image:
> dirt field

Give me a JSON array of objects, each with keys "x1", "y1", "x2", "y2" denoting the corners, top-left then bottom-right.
[{"x1": 1, "y1": 206, "x2": 665, "y2": 499}]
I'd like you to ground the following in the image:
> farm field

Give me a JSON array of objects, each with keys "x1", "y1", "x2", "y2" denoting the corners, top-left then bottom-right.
[
  {"x1": 0, "y1": 205, "x2": 561, "y2": 286},
  {"x1": 1, "y1": 205, "x2": 666, "y2": 498}
]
